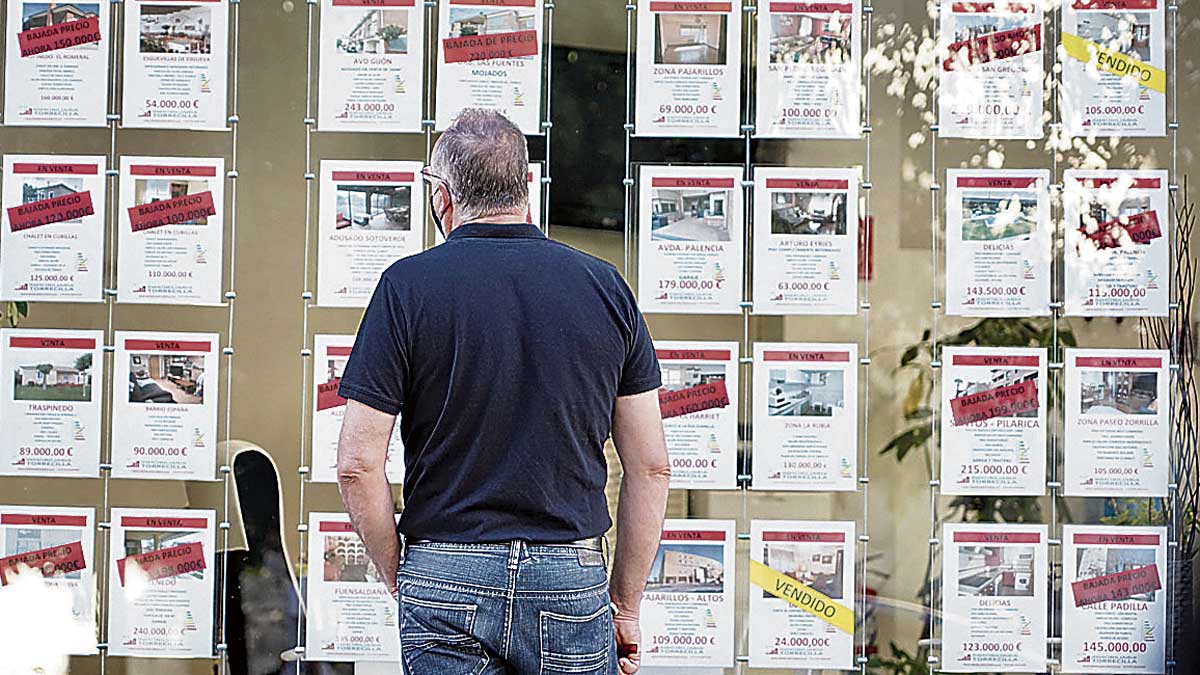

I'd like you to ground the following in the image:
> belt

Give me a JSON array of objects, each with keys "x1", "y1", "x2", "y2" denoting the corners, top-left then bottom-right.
[{"x1": 405, "y1": 536, "x2": 603, "y2": 552}]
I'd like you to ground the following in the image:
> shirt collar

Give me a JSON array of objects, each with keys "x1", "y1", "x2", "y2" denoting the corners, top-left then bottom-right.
[{"x1": 447, "y1": 221, "x2": 546, "y2": 241}]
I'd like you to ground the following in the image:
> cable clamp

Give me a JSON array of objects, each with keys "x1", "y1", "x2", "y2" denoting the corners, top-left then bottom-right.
[
  {"x1": 740, "y1": 123, "x2": 755, "y2": 133},
  {"x1": 1170, "y1": 302, "x2": 1180, "y2": 310},
  {"x1": 859, "y1": 357, "x2": 871, "y2": 366},
  {"x1": 858, "y1": 534, "x2": 870, "y2": 542},
  {"x1": 302, "y1": 117, "x2": 316, "y2": 126},
  {"x1": 929, "y1": 479, "x2": 940, "y2": 487},
  {"x1": 297, "y1": 523, "x2": 309, "y2": 533},
  {"x1": 219, "y1": 521, "x2": 231, "y2": 530},
  {"x1": 227, "y1": 170, "x2": 239, "y2": 180},
  {"x1": 300, "y1": 348, "x2": 312, "y2": 358},
  {"x1": 1049, "y1": 362, "x2": 1064, "y2": 370},
  {"x1": 228, "y1": 114, "x2": 240, "y2": 125},
  {"x1": 736, "y1": 473, "x2": 752, "y2": 483},
  {"x1": 929, "y1": 123, "x2": 940, "y2": 133},
  {"x1": 862, "y1": 124, "x2": 873, "y2": 133},
  {"x1": 541, "y1": 120, "x2": 554, "y2": 130},
  {"x1": 928, "y1": 537, "x2": 939, "y2": 546},
  {"x1": 860, "y1": 301, "x2": 871, "y2": 310},
  {"x1": 225, "y1": 291, "x2": 237, "y2": 301},
  {"x1": 930, "y1": 360, "x2": 942, "y2": 369},
  {"x1": 862, "y1": 4, "x2": 873, "y2": 14},
  {"x1": 223, "y1": 346, "x2": 234, "y2": 356},
  {"x1": 302, "y1": 291, "x2": 313, "y2": 300},
  {"x1": 1048, "y1": 300, "x2": 1063, "y2": 309},
  {"x1": 930, "y1": 300, "x2": 942, "y2": 310},
  {"x1": 622, "y1": 178, "x2": 635, "y2": 187},
  {"x1": 858, "y1": 476, "x2": 869, "y2": 484},
  {"x1": 97, "y1": 643, "x2": 109, "y2": 650},
  {"x1": 736, "y1": 532, "x2": 751, "y2": 541},
  {"x1": 735, "y1": 655, "x2": 750, "y2": 663},
  {"x1": 544, "y1": 1, "x2": 555, "y2": 8},
  {"x1": 1169, "y1": 121, "x2": 1180, "y2": 131},
  {"x1": 298, "y1": 465, "x2": 311, "y2": 475},
  {"x1": 861, "y1": 181, "x2": 873, "y2": 190},
  {"x1": 738, "y1": 356, "x2": 753, "y2": 364},
  {"x1": 625, "y1": 3, "x2": 636, "y2": 11},
  {"x1": 541, "y1": 176, "x2": 552, "y2": 185},
  {"x1": 216, "y1": 643, "x2": 229, "y2": 652},
  {"x1": 739, "y1": 301, "x2": 753, "y2": 309},
  {"x1": 103, "y1": 345, "x2": 116, "y2": 354},
  {"x1": 304, "y1": 172, "x2": 316, "y2": 181},
  {"x1": 220, "y1": 465, "x2": 232, "y2": 475},
  {"x1": 623, "y1": 122, "x2": 635, "y2": 132},
  {"x1": 930, "y1": 183, "x2": 942, "y2": 192},
  {"x1": 1048, "y1": 539, "x2": 1061, "y2": 546},
  {"x1": 741, "y1": 179, "x2": 754, "y2": 188},
  {"x1": 106, "y1": 113, "x2": 121, "y2": 122},
  {"x1": 742, "y1": 4, "x2": 757, "y2": 13},
  {"x1": 857, "y1": 655, "x2": 870, "y2": 665},
  {"x1": 100, "y1": 463, "x2": 113, "y2": 472},
  {"x1": 98, "y1": 521, "x2": 111, "y2": 530},
  {"x1": 105, "y1": 168, "x2": 119, "y2": 177},
  {"x1": 1046, "y1": 481, "x2": 1062, "y2": 489}
]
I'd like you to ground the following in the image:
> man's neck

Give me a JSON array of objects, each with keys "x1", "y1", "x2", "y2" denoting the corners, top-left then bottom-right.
[{"x1": 459, "y1": 212, "x2": 530, "y2": 227}]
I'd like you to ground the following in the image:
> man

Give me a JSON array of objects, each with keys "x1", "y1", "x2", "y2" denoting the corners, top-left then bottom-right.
[{"x1": 335, "y1": 109, "x2": 670, "y2": 675}]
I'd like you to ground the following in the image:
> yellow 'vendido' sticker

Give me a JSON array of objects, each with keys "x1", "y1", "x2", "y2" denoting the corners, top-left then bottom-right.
[
  {"x1": 1061, "y1": 32, "x2": 1166, "y2": 94},
  {"x1": 749, "y1": 559, "x2": 854, "y2": 634}
]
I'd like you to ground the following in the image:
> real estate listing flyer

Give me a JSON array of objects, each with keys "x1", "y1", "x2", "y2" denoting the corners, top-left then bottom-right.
[
  {"x1": 0, "y1": 505, "x2": 97, "y2": 655},
  {"x1": 3, "y1": 0, "x2": 109, "y2": 126},
  {"x1": 1061, "y1": 525, "x2": 1167, "y2": 674},
  {"x1": 318, "y1": 0, "x2": 424, "y2": 132},
  {"x1": 1062, "y1": 0, "x2": 1165, "y2": 138},
  {"x1": 940, "y1": 346, "x2": 1047, "y2": 496},
  {"x1": 107, "y1": 508, "x2": 215, "y2": 658},
  {"x1": 1064, "y1": 170, "x2": 1169, "y2": 317},
  {"x1": 654, "y1": 340, "x2": 739, "y2": 489},
  {"x1": 640, "y1": 519, "x2": 736, "y2": 668},
  {"x1": 122, "y1": 0, "x2": 230, "y2": 130},
  {"x1": 754, "y1": 1, "x2": 862, "y2": 139},
  {"x1": 938, "y1": 0, "x2": 1043, "y2": 139},
  {"x1": 637, "y1": 165, "x2": 744, "y2": 314},
  {"x1": 747, "y1": 520, "x2": 855, "y2": 670},
  {"x1": 752, "y1": 167, "x2": 859, "y2": 315},
  {"x1": 752, "y1": 342, "x2": 858, "y2": 491},
  {"x1": 0, "y1": 329, "x2": 104, "y2": 478},
  {"x1": 945, "y1": 169, "x2": 1051, "y2": 317},
  {"x1": 311, "y1": 335, "x2": 405, "y2": 483},
  {"x1": 317, "y1": 160, "x2": 424, "y2": 308},
  {"x1": 635, "y1": 0, "x2": 742, "y2": 138},
  {"x1": 434, "y1": 0, "x2": 543, "y2": 135},
  {"x1": 1064, "y1": 348, "x2": 1169, "y2": 497},
  {"x1": 1, "y1": 155, "x2": 106, "y2": 302},
  {"x1": 941, "y1": 523, "x2": 1048, "y2": 673},
  {"x1": 304, "y1": 512, "x2": 401, "y2": 661},
  {"x1": 527, "y1": 162, "x2": 542, "y2": 229},
  {"x1": 111, "y1": 331, "x2": 219, "y2": 481},
  {"x1": 117, "y1": 156, "x2": 226, "y2": 306}
]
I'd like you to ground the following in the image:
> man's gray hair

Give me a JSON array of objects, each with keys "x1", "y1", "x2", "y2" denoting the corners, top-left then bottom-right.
[{"x1": 430, "y1": 109, "x2": 529, "y2": 221}]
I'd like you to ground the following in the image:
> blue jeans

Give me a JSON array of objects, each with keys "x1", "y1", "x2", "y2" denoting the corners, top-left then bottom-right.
[{"x1": 396, "y1": 540, "x2": 617, "y2": 675}]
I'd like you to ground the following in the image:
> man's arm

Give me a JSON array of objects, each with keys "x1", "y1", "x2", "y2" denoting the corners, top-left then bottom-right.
[
  {"x1": 336, "y1": 399, "x2": 401, "y2": 594},
  {"x1": 609, "y1": 389, "x2": 670, "y2": 674}
]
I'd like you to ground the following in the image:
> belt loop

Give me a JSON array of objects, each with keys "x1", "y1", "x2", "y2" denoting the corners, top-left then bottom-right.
[
  {"x1": 398, "y1": 532, "x2": 407, "y2": 565},
  {"x1": 507, "y1": 540, "x2": 521, "y2": 571},
  {"x1": 601, "y1": 534, "x2": 611, "y2": 570}
]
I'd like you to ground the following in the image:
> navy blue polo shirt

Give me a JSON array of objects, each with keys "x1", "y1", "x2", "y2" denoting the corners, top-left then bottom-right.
[{"x1": 338, "y1": 222, "x2": 661, "y2": 544}]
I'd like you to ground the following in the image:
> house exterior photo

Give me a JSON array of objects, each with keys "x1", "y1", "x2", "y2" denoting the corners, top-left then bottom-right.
[
  {"x1": 340, "y1": 9, "x2": 408, "y2": 54},
  {"x1": 658, "y1": 550, "x2": 725, "y2": 585},
  {"x1": 451, "y1": 9, "x2": 534, "y2": 37},
  {"x1": 15, "y1": 364, "x2": 87, "y2": 387},
  {"x1": 24, "y1": 182, "x2": 79, "y2": 203},
  {"x1": 22, "y1": 3, "x2": 97, "y2": 32}
]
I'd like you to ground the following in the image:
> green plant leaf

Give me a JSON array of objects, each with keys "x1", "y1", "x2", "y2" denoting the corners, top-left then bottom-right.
[{"x1": 880, "y1": 425, "x2": 931, "y2": 462}]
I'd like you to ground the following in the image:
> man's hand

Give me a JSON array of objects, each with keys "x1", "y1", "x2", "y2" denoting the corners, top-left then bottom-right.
[{"x1": 613, "y1": 606, "x2": 642, "y2": 674}]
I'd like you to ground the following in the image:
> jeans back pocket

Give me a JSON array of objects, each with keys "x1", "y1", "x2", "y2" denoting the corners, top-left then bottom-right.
[
  {"x1": 539, "y1": 604, "x2": 612, "y2": 675},
  {"x1": 399, "y1": 592, "x2": 489, "y2": 675}
]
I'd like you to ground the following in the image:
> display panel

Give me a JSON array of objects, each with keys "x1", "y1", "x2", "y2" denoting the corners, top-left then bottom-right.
[
  {"x1": 117, "y1": 156, "x2": 226, "y2": 306},
  {"x1": 1063, "y1": 170, "x2": 1169, "y2": 317},
  {"x1": 940, "y1": 346, "x2": 1047, "y2": 496},
  {"x1": 748, "y1": 520, "x2": 855, "y2": 669},
  {"x1": 3, "y1": 0, "x2": 110, "y2": 127},
  {"x1": 434, "y1": 0, "x2": 544, "y2": 134},
  {"x1": 316, "y1": 160, "x2": 424, "y2": 308},
  {"x1": 107, "y1": 508, "x2": 216, "y2": 658},
  {"x1": 311, "y1": 334, "x2": 405, "y2": 483},
  {"x1": 1, "y1": 155, "x2": 106, "y2": 302},
  {"x1": 754, "y1": 0, "x2": 862, "y2": 139},
  {"x1": 0, "y1": 329, "x2": 104, "y2": 478},
  {"x1": 752, "y1": 166, "x2": 859, "y2": 315},
  {"x1": 637, "y1": 164, "x2": 744, "y2": 315},
  {"x1": 640, "y1": 519, "x2": 736, "y2": 668},
  {"x1": 635, "y1": 0, "x2": 742, "y2": 138},
  {"x1": 1063, "y1": 348, "x2": 1169, "y2": 497},
  {"x1": 752, "y1": 342, "x2": 858, "y2": 491},
  {"x1": 110, "y1": 331, "x2": 220, "y2": 481},
  {"x1": 318, "y1": 0, "x2": 425, "y2": 132},
  {"x1": 1061, "y1": 0, "x2": 1165, "y2": 138},
  {"x1": 654, "y1": 340, "x2": 739, "y2": 489},
  {"x1": 944, "y1": 169, "x2": 1051, "y2": 317},
  {"x1": 0, "y1": 505, "x2": 97, "y2": 655},
  {"x1": 937, "y1": 0, "x2": 1043, "y2": 139},
  {"x1": 1061, "y1": 525, "x2": 1167, "y2": 674},
  {"x1": 304, "y1": 512, "x2": 401, "y2": 661},
  {"x1": 941, "y1": 523, "x2": 1048, "y2": 672},
  {"x1": 121, "y1": 0, "x2": 230, "y2": 130}
]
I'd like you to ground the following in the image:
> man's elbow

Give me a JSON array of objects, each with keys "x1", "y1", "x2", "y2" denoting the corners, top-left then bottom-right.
[
  {"x1": 336, "y1": 452, "x2": 376, "y2": 487},
  {"x1": 635, "y1": 456, "x2": 672, "y2": 486}
]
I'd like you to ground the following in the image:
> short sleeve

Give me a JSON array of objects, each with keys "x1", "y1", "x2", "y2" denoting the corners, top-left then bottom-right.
[
  {"x1": 615, "y1": 276, "x2": 662, "y2": 397},
  {"x1": 338, "y1": 276, "x2": 409, "y2": 416}
]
